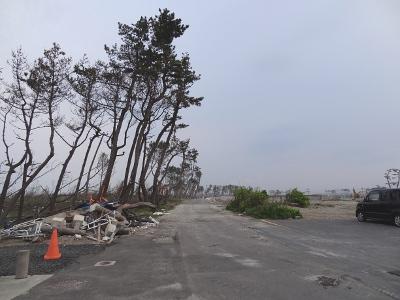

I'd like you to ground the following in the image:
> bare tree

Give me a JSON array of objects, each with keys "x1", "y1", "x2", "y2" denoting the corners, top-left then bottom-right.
[
  {"x1": 0, "y1": 44, "x2": 71, "y2": 223},
  {"x1": 384, "y1": 168, "x2": 400, "y2": 188},
  {"x1": 0, "y1": 51, "x2": 36, "y2": 215}
]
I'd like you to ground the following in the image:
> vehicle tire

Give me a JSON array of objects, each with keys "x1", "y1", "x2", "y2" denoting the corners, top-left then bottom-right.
[
  {"x1": 357, "y1": 211, "x2": 365, "y2": 222},
  {"x1": 394, "y1": 215, "x2": 400, "y2": 228}
]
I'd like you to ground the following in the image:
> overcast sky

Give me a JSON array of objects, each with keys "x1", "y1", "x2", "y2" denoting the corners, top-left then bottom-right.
[{"x1": 1, "y1": 0, "x2": 400, "y2": 192}]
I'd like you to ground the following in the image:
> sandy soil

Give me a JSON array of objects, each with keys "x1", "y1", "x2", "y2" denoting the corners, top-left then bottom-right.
[{"x1": 298, "y1": 200, "x2": 358, "y2": 220}]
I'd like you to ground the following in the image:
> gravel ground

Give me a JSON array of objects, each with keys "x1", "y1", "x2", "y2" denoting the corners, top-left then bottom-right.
[{"x1": 0, "y1": 243, "x2": 106, "y2": 276}]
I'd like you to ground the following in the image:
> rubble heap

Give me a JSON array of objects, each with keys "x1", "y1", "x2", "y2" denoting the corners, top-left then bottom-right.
[{"x1": 1, "y1": 201, "x2": 167, "y2": 244}]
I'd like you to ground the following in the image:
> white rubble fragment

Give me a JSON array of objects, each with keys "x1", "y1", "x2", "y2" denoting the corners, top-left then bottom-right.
[
  {"x1": 89, "y1": 203, "x2": 101, "y2": 212},
  {"x1": 149, "y1": 216, "x2": 159, "y2": 225},
  {"x1": 51, "y1": 217, "x2": 66, "y2": 228},
  {"x1": 72, "y1": 214, "x2": 85, "y2": 231},
  {"x1": 73, "y1": 214, "x2": 85, "y2": 222}
]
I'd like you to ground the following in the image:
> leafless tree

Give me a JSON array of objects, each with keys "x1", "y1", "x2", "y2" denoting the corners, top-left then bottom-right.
[
  {"x1": 384, "y1": 168, "x2": 400, "y2": 188},
  {"x1": 0, "y1": 45, "x2": 70, "y2": 222},
  {"x1": 16, "y1": 44, "x2": 70, "y2": 219}
]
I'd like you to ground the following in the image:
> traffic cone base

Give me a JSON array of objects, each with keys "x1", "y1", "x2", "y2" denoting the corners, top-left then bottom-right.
[{"x1": 44, "y1": 228, "x2": 61, "y2": 260}]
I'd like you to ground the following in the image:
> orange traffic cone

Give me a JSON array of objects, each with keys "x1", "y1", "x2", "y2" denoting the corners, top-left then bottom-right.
[{"x1": 44, "y1": 228, "x2": 61, "y2": 260}]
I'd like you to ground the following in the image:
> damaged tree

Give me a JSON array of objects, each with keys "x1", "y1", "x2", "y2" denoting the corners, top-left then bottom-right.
[
  {"x1": 0, "y1": 45, "x2": 70, "y2": 223},
  {"x1": 119, "y1": 11, "x2": 203, "y2": 202},
  {"x1": 0, "y1": 9, "x2": 203, "y2": 223},
  {"x1": 48, "y1": 58, "x2": 103, "y2": 211}
]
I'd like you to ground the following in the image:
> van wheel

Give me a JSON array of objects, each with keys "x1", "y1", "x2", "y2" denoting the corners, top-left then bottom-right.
[
  {"x1": 394, "y1": 215, "x2": 400, "y2": 227},
  {"x1": 357, "y1": 211, "x2": 365, "y2": 222}
]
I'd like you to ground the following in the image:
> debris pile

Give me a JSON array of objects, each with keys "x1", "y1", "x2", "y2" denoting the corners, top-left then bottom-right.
[
  {"x1": 1, "y1": 219, "x2": 46, "y2": 240},
  {"x1": 1, "y1": 202, "x2": 165, "y2": 244}
]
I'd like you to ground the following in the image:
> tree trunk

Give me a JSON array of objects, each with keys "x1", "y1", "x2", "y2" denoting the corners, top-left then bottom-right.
[
  {"x1": 8, "y1": 108, "x2": 55, "y2": 224},
  {"x1": 126, "y1": 119, "x2": 150, "y2": 200},
  {"x1": 99, "y1": 146, "x2": 118, "y2": 197},
  {"x1": 85, "y1": 134, "x2": 103, "y2": 195},
  {"x1": 0, "y1": 167, "x2": 19, "y2": 215},
  {"x1": 98, "y1": 100, "x2": 130, "y2": 197},
  {"x1": 48, "y1": 148, "x2": 76, "y2": 213},
  {"x1": 139, "y1": 138, "x2": 148, "y2": 200},
  {"x1": 151, "y1": 110, "x2": 179, "y2": 205},
  {"x1": 73, "y1": 132, "x2": 99, "y2": 205},
  {"x1": 139, "y1": 120, "x2": 174, "y2": 202},
  {"x1": 120, "y1": 121, "x2": 143, "y2": 202},
  {"x1": 16, "y1": 148, "x2": 33, "y2": 221}
]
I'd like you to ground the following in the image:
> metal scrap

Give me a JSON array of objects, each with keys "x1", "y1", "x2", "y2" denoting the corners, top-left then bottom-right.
[{"x1": 1, "y1": 218, "x2": 46, "y2": 239}]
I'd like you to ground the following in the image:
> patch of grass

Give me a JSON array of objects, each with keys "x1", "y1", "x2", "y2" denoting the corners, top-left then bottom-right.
[
  {"x1": 245, "y1": 202, "x2": 301, "y2": 219},
  {"x1": 226, "y1": 187, "x2": 301, "y2": 220}
]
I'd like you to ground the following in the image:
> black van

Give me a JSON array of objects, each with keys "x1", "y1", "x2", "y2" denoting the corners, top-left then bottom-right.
[{"x1": 356, "y1": 188, "x2": 400, "y2": 227}]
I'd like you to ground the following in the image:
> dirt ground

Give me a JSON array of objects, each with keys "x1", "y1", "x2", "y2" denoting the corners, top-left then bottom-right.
[{"x1": 298, "y1": 200, "x2": 357, "y2": 220}]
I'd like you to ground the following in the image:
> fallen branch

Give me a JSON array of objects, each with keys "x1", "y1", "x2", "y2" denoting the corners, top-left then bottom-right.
[{"x1": 91, "y1": 203, "x2": 127, "y2": 223}]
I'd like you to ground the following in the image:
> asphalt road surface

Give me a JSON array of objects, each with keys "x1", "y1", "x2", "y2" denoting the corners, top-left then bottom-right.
[{"x1": 17, "y1": 198, "x2": 400, "y2": 300}]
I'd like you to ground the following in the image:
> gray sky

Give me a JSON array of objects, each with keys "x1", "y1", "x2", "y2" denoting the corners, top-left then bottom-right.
[{"x1": 1, "y1": 0, "x2": 400, "y2": 192}]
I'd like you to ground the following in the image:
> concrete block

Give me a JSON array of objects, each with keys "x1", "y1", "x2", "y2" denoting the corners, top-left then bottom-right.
[
  {"x1": 89, "y1": 203, "x2": 101, "y2": 212},
  {"x1": 73, "y1": 221, "x2": 83, "y2": 231},
  {"x1": 72, "y1": 214, "x2": 85, "y2": 230},
  {"x1": 73, "y1": 214, "x2": 85, "y2": 222},
  {"x1": 15, "y1": 250, "x2": 30, "y2": 279},
  {"x1": 51, "y1": 217, "x2": 66, "y2": 228},
  {"x1": 105, "y1": 223, "x2": 117, "y2": 237}
]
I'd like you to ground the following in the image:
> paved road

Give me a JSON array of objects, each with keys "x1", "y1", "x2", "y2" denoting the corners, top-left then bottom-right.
[{"x1": 18, "y1": 198, "x2": 400, "y2": 299}]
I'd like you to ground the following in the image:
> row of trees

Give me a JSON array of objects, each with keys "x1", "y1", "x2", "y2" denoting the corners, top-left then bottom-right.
[
  {"x1": 203, "y1": 185, "x2": 241, "y2": 197},
  {"x1": 0, "y1": 9, "x2": 203, "y2": 223}
]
